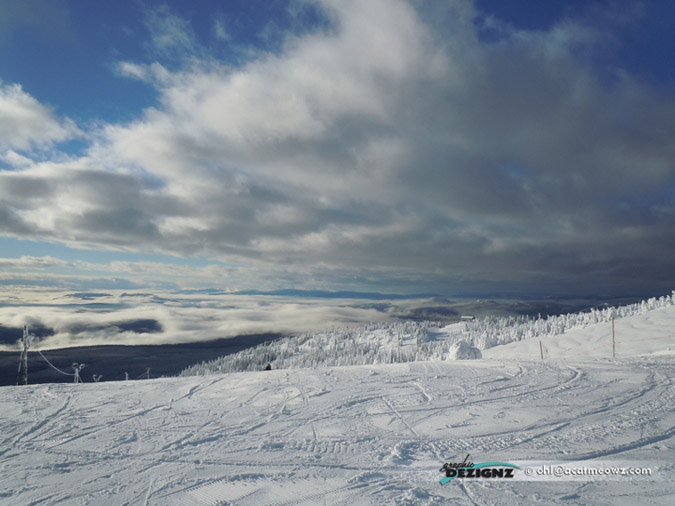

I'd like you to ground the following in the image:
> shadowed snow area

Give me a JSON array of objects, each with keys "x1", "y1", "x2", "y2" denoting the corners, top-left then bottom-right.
[{"x1": 0, "y1": 305, "x2": 673, "y2": 504}]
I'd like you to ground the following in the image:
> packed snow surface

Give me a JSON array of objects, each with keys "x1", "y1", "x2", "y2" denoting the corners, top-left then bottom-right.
[{"x1": 0, "y1": 304, "x2": 673, "y2": 505}]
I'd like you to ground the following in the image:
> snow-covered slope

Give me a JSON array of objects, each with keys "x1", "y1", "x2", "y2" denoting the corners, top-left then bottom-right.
[
  {"x1": 1, "y1": 358, "x2": 673, "y2": 505},
  {"x1": 482, "y1": 304, "x2": 675, "y2": 360},
  {"x1": 1, "y1": 303, "x2": 674, "y2": 505}
]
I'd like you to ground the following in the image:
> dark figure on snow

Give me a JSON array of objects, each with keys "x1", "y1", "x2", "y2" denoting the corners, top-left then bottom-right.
[{"x1": 264, "y1": 363, "x2": 272, "y2": 371}]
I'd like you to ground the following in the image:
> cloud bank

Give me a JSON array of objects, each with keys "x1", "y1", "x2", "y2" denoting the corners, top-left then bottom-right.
[
  {"x1": 0, "y1": 289, "x2": 409, "y2": 350},
  {"x1": 1, "y1": 0, "x2": 674, "y2": 296}
]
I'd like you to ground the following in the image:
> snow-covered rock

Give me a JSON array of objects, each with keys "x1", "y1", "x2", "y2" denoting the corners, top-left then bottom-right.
[{"x1": 446, "y1": 339, "x2": 482, "y2": 360}]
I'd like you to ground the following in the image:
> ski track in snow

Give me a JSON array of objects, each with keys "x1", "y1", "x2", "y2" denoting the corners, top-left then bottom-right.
[
  {"x1": 1, "y1": 306, "x2": 675, "y2": 505},
  {"x1": 0, "y1": 356, "x2": 673, "y2": 505}
]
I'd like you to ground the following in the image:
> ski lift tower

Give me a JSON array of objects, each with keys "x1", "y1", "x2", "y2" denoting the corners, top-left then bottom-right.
[{"x1": 19, "y1": 325, "x2": 33, "y2": 385}]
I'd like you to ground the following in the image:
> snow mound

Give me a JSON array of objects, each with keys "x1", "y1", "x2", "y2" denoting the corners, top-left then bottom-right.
[{"x1": 446, "y1": 339, "x2": 481, "y2": 360}]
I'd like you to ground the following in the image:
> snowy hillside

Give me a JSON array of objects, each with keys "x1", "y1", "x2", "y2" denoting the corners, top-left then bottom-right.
[
  {"x1": 181, "y1": 294, "x2": 675, "y2": 375},
  {"x1": 483, "y1": 304, "x2": 675, "y2": 360},
  {"x1": 0, "y1": 299, "x2": 673, "y2": 505}
]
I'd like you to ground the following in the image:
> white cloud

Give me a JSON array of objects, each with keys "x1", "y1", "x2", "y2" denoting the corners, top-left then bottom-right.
[
  {"x1": 0, "y1": 256, "x2": 72, "y2": 269},
  {"x1": 0, "y1": 255, "x2": 239, "y2": 290},
  {"x1": 115, "y1": 61, "x2": 172, "y2": 85},
  {"x1": 104, "y1": 260, "x2": 235, "y2": 279},
  {"x1": 0, "y1": 83, "x2": 79, "y2": 150},
  {"x1": 115, "y1": 61, "x2": 149, "y2": 81},
  {"x1": 143, "y1": 4, "x2": 199, "y2": 61},
  {"x1": 1, "y1": 150, "x2": 34, "y2": 168},
  {"x1": 213, "y1": 18, "x2": 231, "y2": 41}
]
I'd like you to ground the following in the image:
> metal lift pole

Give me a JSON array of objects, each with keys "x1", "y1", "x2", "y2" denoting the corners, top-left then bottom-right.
[{"x1": 21, "y1": 325, "x2": 31, "y2": 385}]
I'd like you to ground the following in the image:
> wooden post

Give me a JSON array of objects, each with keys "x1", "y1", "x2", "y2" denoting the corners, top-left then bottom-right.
[
  {"x1": 611, "y1": 316, "x2": 615, "y2": 358},
  {"x1": 539, "y1": 340, "x2": 544, "y2": 360}
]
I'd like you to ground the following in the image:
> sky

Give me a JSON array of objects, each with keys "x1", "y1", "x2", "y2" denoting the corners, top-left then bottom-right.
[{"x1": 1, "y1": 0, "x2": 674, "y2": 298}]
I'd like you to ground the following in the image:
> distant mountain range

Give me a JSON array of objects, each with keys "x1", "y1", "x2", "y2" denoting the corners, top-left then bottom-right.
[{"x1": 178, "y1": 288, "x2": 438, "y2": 300}]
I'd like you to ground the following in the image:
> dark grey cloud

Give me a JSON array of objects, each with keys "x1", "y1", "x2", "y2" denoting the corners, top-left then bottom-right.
[{"x1": 0, "y1": 206, "x2": 36, "y2": 236}]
